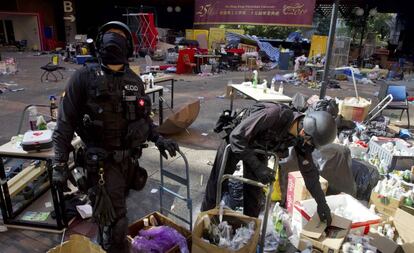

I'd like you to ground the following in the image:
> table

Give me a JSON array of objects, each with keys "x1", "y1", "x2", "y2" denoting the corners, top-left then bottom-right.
[
  {"x1": 229, "y1": 84, "x2": 292, "y2": 111},
  {"x1": 154, "y1": 74, "x2": 175, "y2": 109},
  {"x1": 194, "y1": 54, "x2": 221, "y2": 73},
  {"x1": 0, "y1": 137, "x2": 81, "y2": 232},
  {"x1": 145, "y1": 85, "x2": 164, "y2": 124}
]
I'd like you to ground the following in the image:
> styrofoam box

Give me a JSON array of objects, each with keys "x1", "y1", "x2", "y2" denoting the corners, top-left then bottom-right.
[{"x1": 292, "y1": 194, "x2": 381, "y2": 236}]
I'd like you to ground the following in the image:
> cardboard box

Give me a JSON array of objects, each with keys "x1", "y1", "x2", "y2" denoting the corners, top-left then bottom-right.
[
  {"x1": 286, "y1": 171, "x2": 328, "y2": 213},
  {"x1": 127, "y1": 212, "x2": 191, "y2": 253},
  {"x1": 369, "y1": 191, "x2": 404, "y2": 217},
  {"x1": 47, "y1": 234, "x2": 105, "y2": 253},
  {"x1": 299, "y1": 214, "x2": 351, "y2": 253},
  {"x1": 370, "y1": 208, "x2": 414, "y2": 253},
  {"x1": 292, "y1": 194, "x2": 380, "y2": 236},
  {"x1": 192, "y1": 208, "x2": 260, "y2": 253}
]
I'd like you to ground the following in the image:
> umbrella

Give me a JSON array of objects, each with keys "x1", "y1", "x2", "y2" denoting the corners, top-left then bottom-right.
[{"x1": 156, "y1": 100, "x2": 200, "y2": 135}]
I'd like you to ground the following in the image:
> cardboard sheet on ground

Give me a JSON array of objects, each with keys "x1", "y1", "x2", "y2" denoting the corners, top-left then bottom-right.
[{"x1": 157, "y1": 100, "x2": 200, "y2": 135}]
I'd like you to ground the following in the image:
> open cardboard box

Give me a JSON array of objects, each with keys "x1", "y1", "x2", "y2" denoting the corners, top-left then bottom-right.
[
  {"x1": 286, "y1": 171, "x2": 328, "y2": 214},
  {"x1": 370, "y1": 191, "x2": 404, "y2": 217},
  {"x1": 298, "y1": 214, "x2": 352, "y2": 253},
  {"x1": 127, "y1": 212, "x2": 191, "y2": 253},
  {"x1": 293, "y1": 194, "x2": 380, "y2": 235},
  {"x1": 370, "y1": 208, "x2": 414, "y2": 253},
  {"x1": 192, "y1": 208, "x2": 260, "y2": 253}
]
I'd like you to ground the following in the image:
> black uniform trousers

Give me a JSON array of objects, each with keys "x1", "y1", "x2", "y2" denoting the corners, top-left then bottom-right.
[
  {"x1": 88, "y1": 158, "x2": 131, "y2": 253},
  {"x1": 201, "y1": 140, "x2": 266, "y2": 217}
]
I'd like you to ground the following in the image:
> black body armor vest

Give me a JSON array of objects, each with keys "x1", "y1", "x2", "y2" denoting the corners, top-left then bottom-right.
[{"x1": 80, "y1": 64, "x2": 151, "y2": 150}]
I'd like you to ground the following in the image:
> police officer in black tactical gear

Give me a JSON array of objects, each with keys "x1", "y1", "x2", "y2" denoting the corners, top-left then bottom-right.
[
  {"x1": 52, "y1": 21, "x2": 179, "y2": 253},
  {"x1": 201, "y1": 102, "x2": 336, "y2": 225}
]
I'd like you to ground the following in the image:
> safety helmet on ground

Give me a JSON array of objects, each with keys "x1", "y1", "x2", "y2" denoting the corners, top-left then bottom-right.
[
  {"x1": 96, "y1": 21, "x2": 134, "y2": 57},
  {"x1": 303, "y1": 111, "x2": 337, "y2": 147}
]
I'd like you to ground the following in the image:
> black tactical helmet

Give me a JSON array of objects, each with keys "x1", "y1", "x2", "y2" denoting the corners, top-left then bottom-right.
[
  {"x1": 303, "y1": 111, "x2": 337, "y2": 147},
  {"x1": 96, "y1": 21, "x2": 134, "y2": 57}
]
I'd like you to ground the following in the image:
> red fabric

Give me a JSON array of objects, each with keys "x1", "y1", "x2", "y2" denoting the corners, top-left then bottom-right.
[
  {"x1": 197, "y1": 48, "x2": 209, "y2": 55},
  {"x1": 176, "y1": 49, "x2": 196, "y2": 74},
  {"x1": 159, "y1": 65, "x2": 175, "y2": 71},
  {"x1": 226, "y1": 48, "x2": 245, "y2": 55}
]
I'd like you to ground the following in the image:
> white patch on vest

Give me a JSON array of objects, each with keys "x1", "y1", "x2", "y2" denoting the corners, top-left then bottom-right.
[{"x1": 124, "y1": 85, "x2": 139, "y2": 91}]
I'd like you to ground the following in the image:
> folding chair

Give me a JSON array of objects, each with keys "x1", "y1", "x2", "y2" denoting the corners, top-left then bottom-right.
[
  {"x1": 40, "y1": 55, "x2": 65, "y2": 82},
  {"x1": 378, "y1": 81, "x2": 410, "y2": 128}
]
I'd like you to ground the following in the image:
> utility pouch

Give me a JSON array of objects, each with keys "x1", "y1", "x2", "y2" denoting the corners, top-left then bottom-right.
[
  {"x1": 127, "y1": 161, "x2": 148, "y2": 191},
  {"x1": 85, "y1": 147, "x2": 107, "y2": 173}
]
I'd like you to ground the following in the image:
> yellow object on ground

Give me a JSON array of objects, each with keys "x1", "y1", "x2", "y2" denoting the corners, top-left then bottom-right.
[
  {"x1": 209, "y1": 28, "x2": 226, "y2": 49},
  {"x1": 80, "y1": 47, "x2": 88, "y2": 55},
  {"x1": 271, "y1": 168, "x2": 282, "y2": 202},
  {"x1": 52, "y1": 55, "x2": 59, "y2": 65},
  {"x1": 185, "y1": 29, "x2": 195, "y2": 40},
  {"x1": 308, "y1": 35, "x2": 328, "y2": 58}
]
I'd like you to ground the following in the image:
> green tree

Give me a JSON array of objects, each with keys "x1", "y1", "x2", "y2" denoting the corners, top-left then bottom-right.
[
  {"x1": 220, "y1": 24, "x2": 297, "y2": 39},
  {"x1": 342, "y1": 12, "x2": 393, "y2": 44}
]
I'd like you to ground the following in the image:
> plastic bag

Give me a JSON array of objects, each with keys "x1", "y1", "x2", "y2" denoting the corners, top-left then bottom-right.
[
  {"x1": 131, "y1": 226, "x2": 189, "y2": 253},
  {"x1": 351, "y1": 159, "x2": 380, "y2": 201}
]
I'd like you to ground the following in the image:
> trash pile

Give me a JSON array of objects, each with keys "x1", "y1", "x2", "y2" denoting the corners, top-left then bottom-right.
[
  {"x1": 255, "y1": 92, "x2": 414, "y2": 252},
  {"x1": 0, "y1": 57, "x2": 18, "y2": 75},
  {"x1": 200, "y1": 202, "x2": 256, "y2": 251}
]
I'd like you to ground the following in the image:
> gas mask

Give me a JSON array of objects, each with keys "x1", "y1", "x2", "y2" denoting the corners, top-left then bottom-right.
[{"x1": 99, "y1": 32, "x2": 128, "y2": 65}]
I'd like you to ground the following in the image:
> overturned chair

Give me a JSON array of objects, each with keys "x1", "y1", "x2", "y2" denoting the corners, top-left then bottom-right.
[{"x1": 41, "y1": 55, "x2": 65, "y2": 82}]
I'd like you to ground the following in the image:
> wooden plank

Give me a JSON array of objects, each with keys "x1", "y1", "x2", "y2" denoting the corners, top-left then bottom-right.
[
  {"x1": 7, "y1": 162, "x2": 40, "y2": 188},
  {"x1": 7, "y1": 161, "x2": 47, "y2": 197}
]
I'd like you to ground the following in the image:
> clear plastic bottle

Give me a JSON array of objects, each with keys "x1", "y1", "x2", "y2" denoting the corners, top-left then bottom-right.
[
  {"x1": 28, "y1": 106, "x2": 38, "y2": 131},
  {"x1": 278, "y1": 81, "x2": 284, "y2": 94},
  {"x1": 148, "y1": 72, "x2": 154, "y2": 89},
  {"x1": 271, "y1": 78, "x2": 276, "y2": 92}
]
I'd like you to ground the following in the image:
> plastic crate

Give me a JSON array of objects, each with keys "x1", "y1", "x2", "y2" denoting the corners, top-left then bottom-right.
[
  {"x1": 368, "y1": 139, "x2": 414, "y2": 171},
  {"x1": 76, "y1": 55, "x2": 92, "y2": 64}
]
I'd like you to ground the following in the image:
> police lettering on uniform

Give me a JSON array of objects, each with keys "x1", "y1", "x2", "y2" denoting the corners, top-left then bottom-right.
[{"x1": 52, "y1": 21, "x2": 179, "y2": 253}]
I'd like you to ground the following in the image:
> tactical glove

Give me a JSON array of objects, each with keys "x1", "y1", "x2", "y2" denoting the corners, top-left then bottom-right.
[
  {"x1": 317, "y1": 201, "x2": 332, "y2": 226},
  {"x1": 243, "y1": 151, "x2": 275, "y2": 185},
  {"x1": 254, "y1": 165, "x2": 276, "y2": 185},
  {"x1": 52, "y1": 163, "x2": 69, "y2": 186},
  {"x1": 155, "y1": 136, "x2": 179, "y2": 159}
]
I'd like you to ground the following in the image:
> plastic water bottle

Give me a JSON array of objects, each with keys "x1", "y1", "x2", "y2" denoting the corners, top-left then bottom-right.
[
  {"x1": 148, "y1": 72, "x2": 154, "y2": 89},
  {"x1": 252, "y1": 70, "x2": 258, "y2": 88},
  {"x1": 49, "y1": 95, "x2": 58, "y2": 121},
  {"x1": 278, "y1": 81, "x2": 284, "y2": 94},
  {"x1": 271, "y1": 78, "x2": 276, "y2": 91},
  {"x1": 28, "y1": 106, "x2": 38, "y2": 131}
]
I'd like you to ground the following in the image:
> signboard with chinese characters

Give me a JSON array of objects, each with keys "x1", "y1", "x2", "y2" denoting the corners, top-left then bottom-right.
[{"x1": 194, "y1": 0, "x2": 316, "y2": 27}]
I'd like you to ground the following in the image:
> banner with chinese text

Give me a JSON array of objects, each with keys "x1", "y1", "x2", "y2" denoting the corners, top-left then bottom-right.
[{"x1": 194, "y1": 0, "x2": 316, "y2": 27}]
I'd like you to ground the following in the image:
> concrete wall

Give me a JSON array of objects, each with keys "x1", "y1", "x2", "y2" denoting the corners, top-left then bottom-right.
[
  {"x1": 11, "y1": 15, "x2": 40, "y2": 50},
  {"x1": 0, "y1": 13, "x2": 41, "y2": 49}
]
